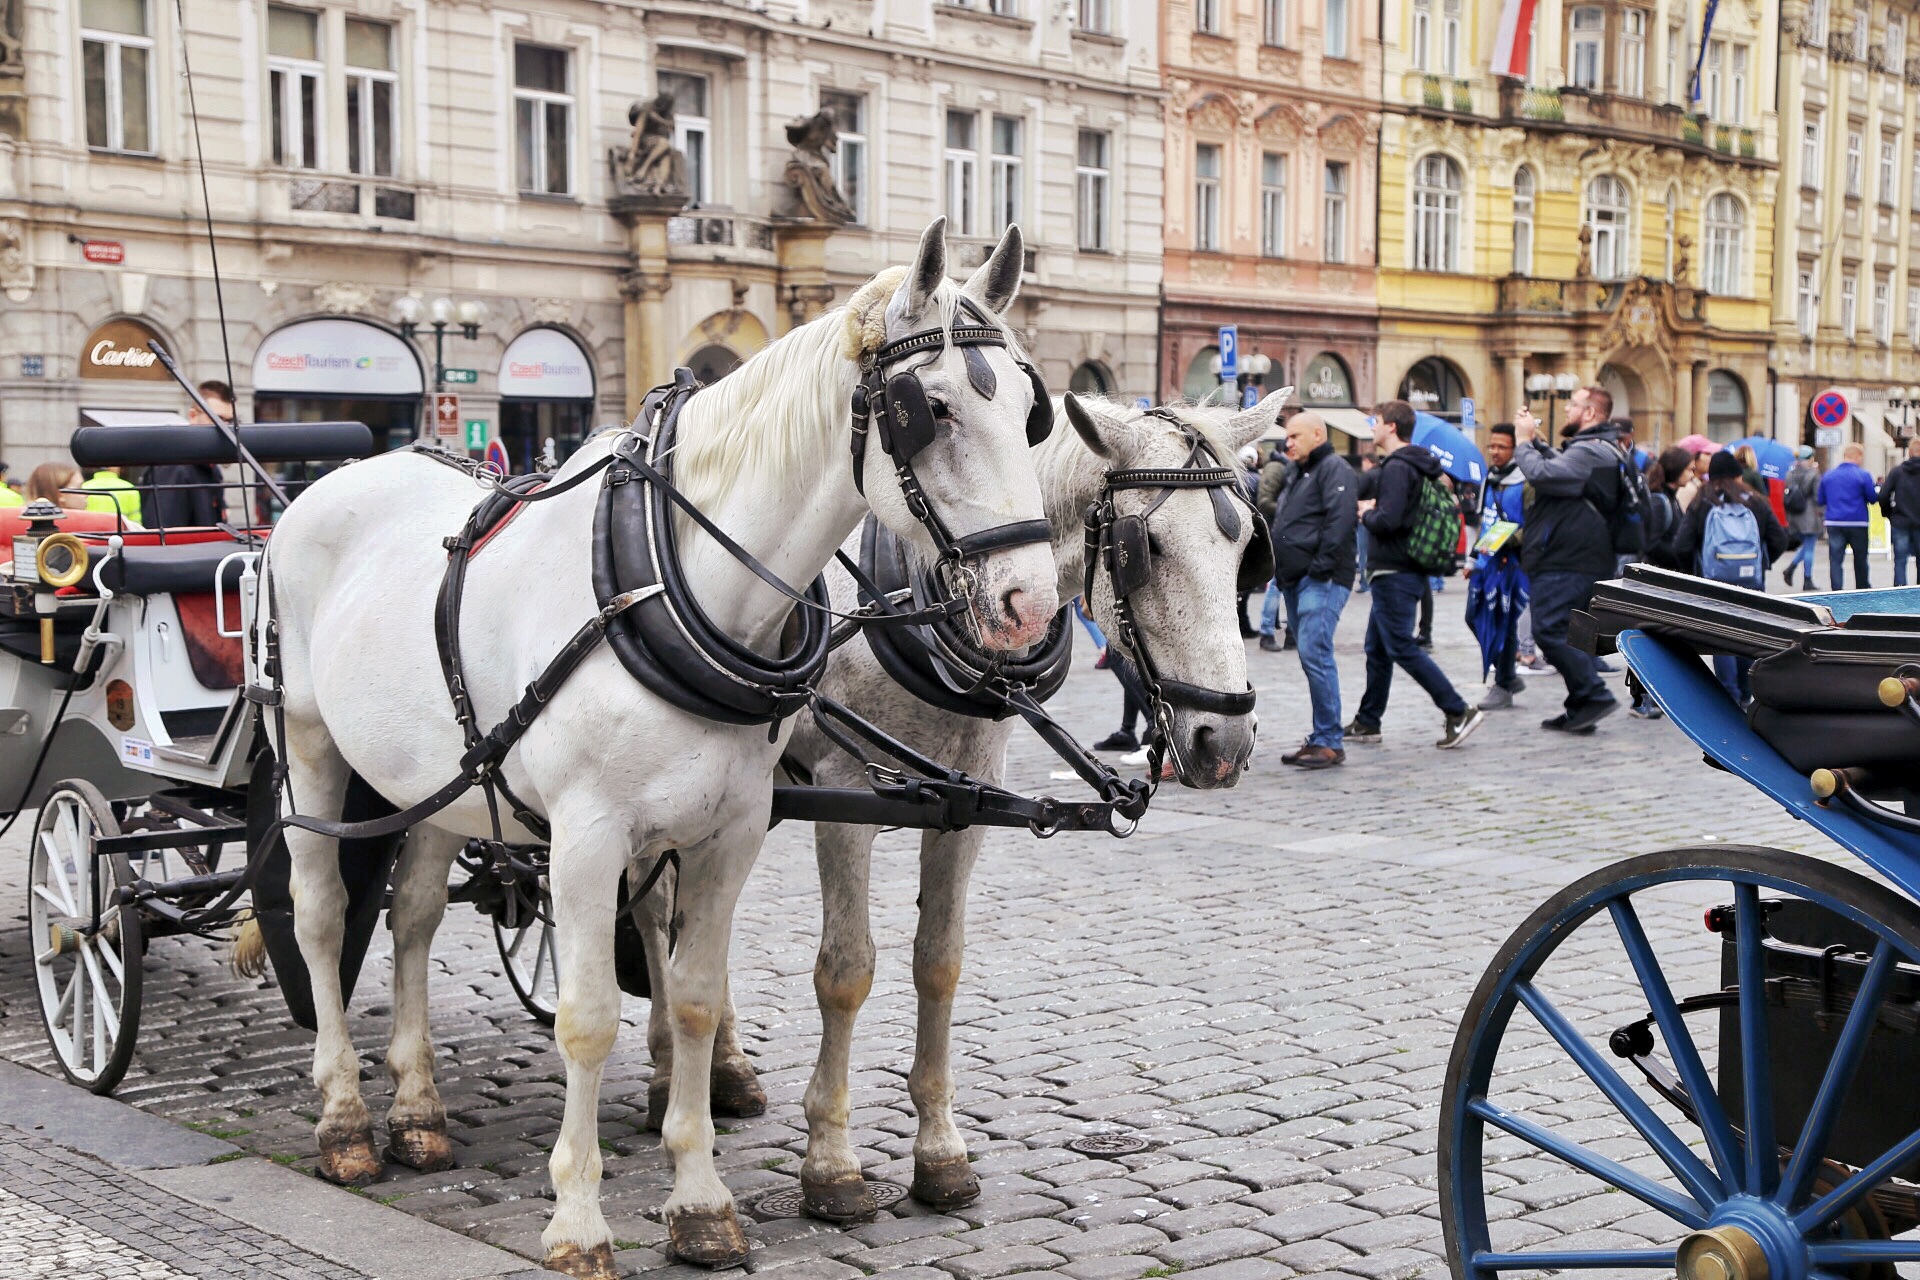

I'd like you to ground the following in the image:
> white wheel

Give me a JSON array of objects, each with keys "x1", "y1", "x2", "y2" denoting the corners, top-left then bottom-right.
[
  {"x1": 493, "y1": 881, "x2": 559, "y2": 1026},
  {"x1": 28, "y1": 780, "x2": 141, "y2": 1093}
]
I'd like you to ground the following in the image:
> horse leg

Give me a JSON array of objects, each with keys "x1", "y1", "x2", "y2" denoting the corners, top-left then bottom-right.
[
  {"x1": 540, "y1": 813, "x2": 626, "y2": 1280},
  {"x1": 283, "y1": 735, "x2": 381, "y2": 1186},
  {"x1": 383, "y1": 824, "x2": 461, "y2": 1172},
  {"x1": 659, "y1": 815, "x2": 761, "y2": 1268},
  {"x1": 907, "y1": 825, "x2": 986, "y2": 1210},
  {"x1": 800, "y1": 821, "x2": 879, "y2": 1222},
  {"x1": 710, "y1": 974, "x2": 764, "y2": 1118},
  {"x1": 636, "y1": 864, "x2": 762, "y2": 1131}
]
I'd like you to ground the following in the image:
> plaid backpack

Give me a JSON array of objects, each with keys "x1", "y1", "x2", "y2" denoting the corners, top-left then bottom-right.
[{"x1": 1405, "y1": 474, "x2": 1462, "y2": 574}]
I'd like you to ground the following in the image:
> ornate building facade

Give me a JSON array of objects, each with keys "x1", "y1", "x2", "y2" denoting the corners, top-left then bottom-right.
[
  {"x1": 0, "y1": 0, "x2": 1163, "y2": 472},
  {"x1": 1772, "y1": 0, "x2": 1920, "y2": 472},
  {"x1": 1376, "y1": 0, "x2": 1776, "y2": 446},
  {"x1": 1157, "y1": 0, "x2": 1381, "y2": 430}
]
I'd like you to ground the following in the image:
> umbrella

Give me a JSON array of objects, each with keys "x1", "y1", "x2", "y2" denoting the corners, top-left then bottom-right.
[
  {"x1": 1676, "y1": 434, "x2": 1722, "y2": 455},
  {"x1": 1465, "y1": 557, "x2": 1528, "y2": 681},
  {"x1": 1412, "y1": 412, "x2": 1486, "y2": 485},
  {"x1": 1728, "y1": 436, "x2": 1796, "y2": 481}
]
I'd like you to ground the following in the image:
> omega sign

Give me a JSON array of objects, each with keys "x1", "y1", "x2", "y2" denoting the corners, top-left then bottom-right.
[{"x1": 80, "y1": 318, "x2": 173, "y2": 382}]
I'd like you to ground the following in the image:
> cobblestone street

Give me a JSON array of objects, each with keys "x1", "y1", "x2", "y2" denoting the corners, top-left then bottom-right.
[{"x1": 0, "y1": 612, "x2": 1837, "y2": 1278}]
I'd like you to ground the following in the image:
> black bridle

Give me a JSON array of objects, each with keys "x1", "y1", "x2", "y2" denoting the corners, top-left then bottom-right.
[
  {"x1": 850, "y1": 299, "x2": 1054, "y2": 595},
  {"x1": 1083, "y1": 413, "x2": 1260, "y2": 778}
]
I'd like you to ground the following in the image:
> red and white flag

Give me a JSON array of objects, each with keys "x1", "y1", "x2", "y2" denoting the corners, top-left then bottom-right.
[{"x1": 1492, "y1": 0, "x2": 1538, "y2": 78}]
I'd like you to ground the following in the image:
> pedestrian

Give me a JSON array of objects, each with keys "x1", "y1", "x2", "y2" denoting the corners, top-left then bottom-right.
[
  {"x1": 1881, "y1": 438, "x2": 1920, "y2": 586},
  {"x1": 1267, "y1": 411, "x2": 1357, "y2": 769},
  {"x1": 143, "y1": 380, "x2": 234, "y2": 529},
  {"x1": 1236, "y1": 444, "x2": 1264, "y2": 636},
  {"x1": 1510, "y1": 390, "x2": 1630, "y2": 735},
  {"x1": 27, "y1": 462, "x2": 88, "y2": 510},
  {"x1": 0, "y1": 460, "x2": 21, "y2": 507},
  {"x1": 1082, "y1": 599, "x2": 1156, "y2": 755},
  {"x1": 1255, "y1": 438, "x2": 1297, "y2": 649},
  {"x1": 1817, "y1": 441, "x2": 1877, "y2": 589},
  {"x1": 1782, "y1": 446, "x2": 1822, "y2": 588},
  {"x1": 1467, "y1": 423, "x2": 1527, "y2": 712},
  {"x1": 1671, "y1": 449, "x2": 1791, "y2": 704},
  {"x1": 1354, "y1": 454, "x2": 1377, "y2": 592},
  {"x1": 1345, "y1": 399, "x2": 1484, "y2": 750},
  {"x1": 1606, "y1": 416, "x2": 1649, "y2": 574},
  {"x1": 82, "y1": 465, "x2": 143, "y2": 525}
]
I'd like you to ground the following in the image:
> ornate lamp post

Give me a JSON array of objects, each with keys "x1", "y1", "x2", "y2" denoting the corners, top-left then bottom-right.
[
  {"x1": 1890, "y1": 385, "x2": 1920, "y2": 443},
  {"x1": 392, "y1": 295, "x2": 488, "y2": 391},
  {"x1": 1525, "y1": 371, "x2": 1578, "y2": 435}
]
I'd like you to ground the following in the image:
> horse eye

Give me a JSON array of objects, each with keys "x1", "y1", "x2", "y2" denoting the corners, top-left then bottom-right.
[{"x1": 928, "y1": 398, "x2": 953, "y2": 417}]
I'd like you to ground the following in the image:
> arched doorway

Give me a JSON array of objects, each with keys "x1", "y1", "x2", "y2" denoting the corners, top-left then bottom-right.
[
  {"x1": 1397, "y1": 356, "x2": 1469, "y2": 420},
  {"x1": 252, "y1": 317, "x2": 424, "y2": 452},
  {"x1": 687, "y1": 344, "x2": 742, "y2": 385},
  {"x1": 498, "y1": 327, "x2": 596, "y2": 473},
  {"x1": 1706, "y1": 370, "x2": 1748, "y2": 443},
  {"x1": 1070, "y1": 361, "x2": 1114, "y2": 397},
  {"x1": 1182, "y1": 346, "x2": 1221, "y2": 402}
]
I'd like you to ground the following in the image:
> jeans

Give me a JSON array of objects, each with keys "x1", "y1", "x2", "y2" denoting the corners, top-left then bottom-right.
[
  {"x1": 1895, "y1": 526, "x2": 1920, "y2": 587},
  {"x1": 1356, "y1": 571, "x2": 1467, "y2": 725},
  {"x1": 1285, "y1": 578, "x2": 1351, "y2": 749},
  {"x1": 1109, "y1": 651, "x2": 1152, "y2": 738},
  {"x1": 1355, "y1": 526, "x2": 1370, "y2": 590},
  {"x1": 1713, "y1": 583, "x2": 1761, "y2": 703},
  {"x1": 1529, "y1": 570, "x2": 1613, "y2": 714},
  {"x1": 1829, "y1": 525, "x2": 1871, "y2": 590},
  {"x1": 1418, "y1": 580, "x2": 1434, "y2": 642},
  {"x1": 1789, "y1": 531, "x2": 1818, "y2": 584}
]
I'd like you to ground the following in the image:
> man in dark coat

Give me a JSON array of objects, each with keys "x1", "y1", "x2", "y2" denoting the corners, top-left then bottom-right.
[
  {"x1": 1881, "y1": 437, "x2": 1920, "y2": 586},
  {"x1": 1266, "y1": 412, "x2": 1357, "y2": 768},
  {"x1": 142, "y1": 380, "x2": 233, "y2": 529}
]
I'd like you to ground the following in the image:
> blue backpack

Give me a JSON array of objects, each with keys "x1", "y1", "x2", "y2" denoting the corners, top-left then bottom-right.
[{"x1": 1701, "y1": 499, "x2": 1763, "y2": 587}]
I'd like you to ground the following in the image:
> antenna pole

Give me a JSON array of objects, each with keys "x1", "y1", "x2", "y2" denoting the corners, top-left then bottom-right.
[{"x1": 147, "y1": 340, "x2": 291, "y2": 507}]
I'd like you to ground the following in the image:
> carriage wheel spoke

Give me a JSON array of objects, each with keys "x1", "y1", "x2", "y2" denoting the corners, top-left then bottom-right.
[
  {"x1": 1467, "y1": 1096, "x2": 1706, "y2": 1227},
  {"x1": 1793, "y1": 1122, "x2": 1920, "y2": 1235},
  {"x1": 39, "y1": 832, "x2": 78, "y2": 915},
  {"x1": 1609, "y1": 900, "x2": 1743, "y2": 1189},
  {"x1": 1808, "y1": 1241, "x2": 1920, "y2": 1264},
  {"x1": 71, "y1": 949, "x2": 88, "y2": 1071},
  {"x1": 79, "y1": 942, "x2": 119, "y2": 1038},
  {"x1": 1472, "y1": 1249, "x2": 1677, "y2": 1270},
  {"x1": 1733, "y1": 885, "x2": 1776, "y2": 1196},
  {"x1": 530, "y1": 924, "x2": 550, "y2": 992},
  {"x1": 1515, "y1": 980, "x2": 1724, "y2": 1210},
  {"x1": 53, "y1": 960, "x2": 79, "y2": 1022},
  {"x1": 505, "y1": 922, "x2": 532, "y2": 965},
  {"x1": 1778, "y1": 941, "x2": 1896, "y2": 1210},
  {"x1": 96, "y1": 930, "x2": 124, "y2": 984},
  {"x1": 32, "y1": 884, "x2": 73, "y2": 917}
]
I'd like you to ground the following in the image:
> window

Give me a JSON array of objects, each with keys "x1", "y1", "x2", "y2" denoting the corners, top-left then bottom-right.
[
  {"x1": 270, "y1": 6, "x2": 322, "y2": 170},
  {"x1": 1260, "y1": 152, "x2": 1287, "y2": 258},
  {"x1": 513, "y1": 45, "x2": 572, "y2": 195},
  {"x1": 1892, "y1": 16, "x2": 1908, "y2": 72},
  {"x1": 1802, "y1": 113, "x2": 1822, "y2": 182},
  {"x1": 1195, "y1": 0, "x2": 1219, "y2": 34},
  {"x1": 944, "y1": 110, "x2": 978, "y2": 237},
  {"x1": 1323, "y1": 161, "x2": 1348, "y2": 263},
  {"x1": 1705, "y1": 41, "x2": 1724, "y2": 118},
  {"x1": 1852, "y1": 1, "x2": 1870, "y2": 60},
  {"x1": 1729, "y1": 45, "x2": 1747, "y2": 124},
  {"x1": 1798, "y1": 268, "x2": 1819, "y2": 338},
  {"x1": 1511, "y1": 167, "x2": 1534, "y2": 275},
  {"x1": 1666, "y1": 24, "x2": 1684, "y2": 103},
  {"x1": 1075, "y1": 130, "x2": 1110, "y2": 251},
  {"x1": 1079, "y1": 0, "x2": 1110, "y2": 34},
  {"x1": 1621, "y1": 10, "x2": 1647, "y2": 97},
  {"x1": 1571, "y1": 7, "x2": 1603, "y2": 89},
  {"x1": 1846, "y1": 129, "x2": 1863, "y2": 197},
  {"x1": 344, "y1": 20, "x2": 396, "y2": 178},
  {"x1": 1584, "y1": 174, "x2": 1632, "y2": 280},
  {"x1": 1194, "y1": 143, "x2": 1222, "y2": 252},
  {"x1": 820, "y1": 90, "x2": 866, "y2": 223},
  {"x1": 1883, "y1": 135, "x2": 1900, "y2": 206},
  {"x1": 1262, "y1": 0, "x2": 1286, "y2": 45},
  {"x1": 1411, "y1": 153, "x2": 1462, "y2": 272},
  {"x1": 1412, "y1": 0, "x2": 1431, "y2": 70},
  {"x1": 1876, "y1": 274, "x2": 1893, "y2": 343},
  {"x1": 1909, "y1": 283, "x2": 1920, "y2": 348},
  {"x1": 1808, "y1": 0, "x2": 1827, "y2": 42},
  {"x1": 659, "y1": 71, "x2": 710, "y2": 205},
  {"x1": 989, "y1": 116, "x2": 1022, "y2": 236},
  {"x1": 1703, "y1": 193, "x2": 1743, "y2": 294},
  {"x1": 1325, "y1": 0, "x2": 1349, "y2": 57},
  {"x1": 1842, "y1": 274, "x2": 1858, "y2": 335},
  {"x1": 1441, "y1": 3, "x2": 1460, "y2": 76},
  {"x1": 82, "y1": 0, "x2": 154, "y2": 154}
]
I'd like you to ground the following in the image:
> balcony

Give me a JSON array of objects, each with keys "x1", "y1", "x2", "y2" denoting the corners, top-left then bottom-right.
[
  {"x1": 667, "y1": 214, "x2": 775, "y2": 252},
  {"x1": 1496, "y1": 82, "x2": 1770, "y2": 167},
  {"x1": 1498, "y1": 276, "x2": 1601, "y2": 315},
  {"x1": 1409, "y1": 72, "x2": 1478, "y2": 115}
]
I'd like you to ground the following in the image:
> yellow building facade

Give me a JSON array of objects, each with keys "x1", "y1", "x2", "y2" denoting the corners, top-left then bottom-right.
[{"x1": 1376, "y1": 0, "x2": 1777, "y2": 446}]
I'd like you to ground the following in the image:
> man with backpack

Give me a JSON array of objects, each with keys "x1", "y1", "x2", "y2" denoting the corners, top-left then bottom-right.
[
  {"x1": 1880, "y1": 438, "x2": 1920, "y2": 586},
  {"x1": 1511, "y1": 396, "x2": 1631, "y2": 734},
  {"x1": 1345, "y1": 400, "x2": 1484, "y2": 750},
  {"x1": 1782, "y1": 447, "x2": 1822, "y2": 588},
  {"x1": 1672, "y1": 449, "x2": 1791, "y2": 703}
]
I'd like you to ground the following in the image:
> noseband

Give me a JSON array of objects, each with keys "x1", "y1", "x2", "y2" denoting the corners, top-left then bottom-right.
[
  {"x1": 850, "y1": 299, "x2": 1055, "y2": 586},
  {"x1": 1083, "y1": 414, "x2": 1259, "y2": 768}
]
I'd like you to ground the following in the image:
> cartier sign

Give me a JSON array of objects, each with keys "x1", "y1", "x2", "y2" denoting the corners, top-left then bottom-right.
[{"x1": 80, "y1": 318, "x2": 172, "y2": 381}]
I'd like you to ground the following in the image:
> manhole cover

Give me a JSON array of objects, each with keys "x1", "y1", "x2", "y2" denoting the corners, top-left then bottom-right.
[
  {"x1": 1066, "y1": 1133, "x2": 1150, "y2": 1156},
  {"x1": 750, "y1": 1180, "x2": 909, "y2": 1221}
]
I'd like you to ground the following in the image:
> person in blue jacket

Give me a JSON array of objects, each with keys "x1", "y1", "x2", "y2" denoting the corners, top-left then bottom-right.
[{"x1": 1817, "y1": 441, "x2": 1879, "y2": 589}]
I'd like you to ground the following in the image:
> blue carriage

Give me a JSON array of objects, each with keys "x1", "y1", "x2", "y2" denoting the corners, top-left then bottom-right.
[{"x1": 1443, "y1": 566, "x2": 1920, "y2": 1280}]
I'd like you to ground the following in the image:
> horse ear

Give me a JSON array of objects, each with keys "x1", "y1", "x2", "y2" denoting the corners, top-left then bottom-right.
[
  {"x1": 1220, "y1": 387, "x2": 1293, "y2": 448},
  {"x1": 892, "y1": 218, "x2": 949, "y2": 326},
  {"x1": 1064, "y1": 392, "x2": 1126, "y2": 459},
  {"x1": 962, "y1": 225, "x2": 1024, "y2": 315}
]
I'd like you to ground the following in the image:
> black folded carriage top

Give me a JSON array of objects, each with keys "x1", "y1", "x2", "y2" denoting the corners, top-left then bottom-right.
[{"x1": 1581, "y1": 565, "x2": 1920, "y2": 780}]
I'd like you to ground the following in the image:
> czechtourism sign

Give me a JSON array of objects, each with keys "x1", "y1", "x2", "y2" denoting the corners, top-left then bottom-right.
[
  {"x1": 499, "y1": 328, "x2": 594, "y2": 400},
  {"x1": 80, "y1": 318, "x2": 172, "y2": 381},
  {"x1": 251, "y1": 318, "x2": 424, "y2": 397}
]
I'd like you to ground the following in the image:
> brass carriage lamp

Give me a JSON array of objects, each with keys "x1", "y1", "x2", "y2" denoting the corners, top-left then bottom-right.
[{"x1": 9, "y1": 500, "x2": 90, "y2": 663}]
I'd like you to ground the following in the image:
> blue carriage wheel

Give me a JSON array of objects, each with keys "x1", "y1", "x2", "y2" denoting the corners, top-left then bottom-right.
[{"x1": 1440, "y1": 847, "x2": 1920, "y2": 1280}]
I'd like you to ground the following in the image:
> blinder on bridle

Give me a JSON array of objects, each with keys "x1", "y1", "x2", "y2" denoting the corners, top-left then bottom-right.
[{"x1": 850, "y1": 298, "x2": 1054, "y2": 577}]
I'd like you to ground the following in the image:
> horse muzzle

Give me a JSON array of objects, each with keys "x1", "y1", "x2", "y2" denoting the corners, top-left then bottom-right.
[
  {"x1": 965, "y1": 543, "x2": 1059, "y2": 651},
  {"x1": 1169, "y1": 711, "x2": 1257, "y2": 790}
]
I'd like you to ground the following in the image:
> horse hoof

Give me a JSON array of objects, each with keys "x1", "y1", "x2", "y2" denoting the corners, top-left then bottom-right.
[
  {"x1": 910, "y1": 1156, "x2": 980, "y2": 1210},
  {"x1": 316, "y1": 1128, "x2": 384, "y2": 1188},
  {"x1": 710, "y1": 1061, "x2": 766, "y2": 1118},
  {"x1": 666, "y1": 1205, "x2": 750, "y2": 1269},
  {"x1": 544, "y1": 1241, "x2": 619, "y2": 1280},
  {"x1": 801, "y1": 1172, "x2": 878, "y2": 1224},
  {"x1": 644, "y1": 1078, "x2": 669, "y2": 1133},
  {"x1": 386, "y1": 1123, "x2": 455, "y2": 1173}
]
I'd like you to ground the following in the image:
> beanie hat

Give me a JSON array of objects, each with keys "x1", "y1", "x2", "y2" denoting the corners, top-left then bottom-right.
[
  {"x1": 1797, "y1": 445, "x2": 1815, "y2": 459},
  {"x1": 1708, "y1": 450, "x2": 1742, "y2": 481}
]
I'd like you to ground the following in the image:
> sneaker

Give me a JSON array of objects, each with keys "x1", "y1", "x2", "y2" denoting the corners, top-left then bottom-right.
[
  {"x1": 1344, "y1": 720, "x2": 1383, "y2": 744},
  {"x1": 1541, "y1": 712, "x2": 1593, "y2": 735},
  {"x1": 1259, "y1": 633, "x2": 1281, "y2": 652},
  {"x1": 1594, "y1": 658, "x2": 1620, "y2": 674},
  {"x1": 1416, "y1": 635, "x2": 1434, "y2": 650},
  {"x1": 1119, "y1": 746, "x2": 1152, "y2": 767},
  {"x1": 1564, "y1": 697, "x2": 1620, "y2": 733},
  {"x1": 1627, "y1": 702, "x2": 1664, "y2": 720},
  {"x1": 1436, "y1": 707, "x2": 1485, "y2": 749},
  {"x1": 1292, "y1": 745, "x2": 1345, "y2": 769},
  {"x1": 1093, "y1": 731, "x2": 1139, "y2": 752},
  {"x1": 1477, "y1": 684, "x2": 1514, "y2": 712},
  {"x1": 1516, "y1": 652, "x2": 1551, "y2": 675}
]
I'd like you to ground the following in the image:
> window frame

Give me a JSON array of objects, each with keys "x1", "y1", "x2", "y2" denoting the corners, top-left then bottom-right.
[
  {"x1": 1570, "y1": 6, "x2": 1604, "y2": 90},
  {"x1": 1908, "y1": 282, "x2": 1920, "y2": 349},
  {"x1": 1412, "y1": 0, "x2": 1431, "y2": 71},
  {"x1": 1261, "y1": 0, "x2": 1286, "y2": 46},
  {"x1": 989, "y1": 114, "x2": 1023, "y2": 237},
  {"x1": 1193, "y1": 142, "x2": 1223, "y2": 253},
  {"x1": 1324, "y1": 0, "x2": 1349, "y2": 58},
  {"x1": 1075, "y1": 129, "x2": 1111, "y2": 252},
  {"x1": 1078, "y1": 0, "x2": 1111, "y2": 34},
  {"x1": 1846, "y1": 128, "x2": 1864, "y2": 198},
  {"x1": 1323, "y1": 160, "x2": 1348, "y2": 264},
  {"x1": 1728, "y1": 44, "x2": 1746, "y2": 124},
  {"x1": 1260, "y1": 151, "x2": 1287, "y2": 259},
  {"x1": 944, "y1": 108, "x2": 980, "y2": 238},
  {"x1": 1798, "y1": 268, "x2": 1819, "y2": 339},
  {"x1": 344, "y1": 19, "x2": 398, "y2": 180},
  {"x1": 1512, "y1": 166, "x2": 1536, "y2": 275},
  {"x1": 1875, "y1": 274, "x2": 1893, "y2": 344},
  {"x1": 1666, "y1": 24, "x2": 1684, "y2": 104},
  {"x1": 1195, "y1": 0, "x2": 1220, "y2": 34},
  {"x1": 820, "y1": 89, "x2": 867, "y2": 224},
  {"x1": 269, "y1": 5, "x2": 325, "y2": 171},
  {"x1": 1703, "y1": 192, "x2": 1743, "y2": 295},
  {"x1": 1842, "y1": 274, "x2": 1859, "y2": 335},
  {"x1": 513, "y1": 44, "x2": 575, "y2": 197},
  {"x1": 1620, "y1": 9, "x2": 1647, "y2": 97},
  {"x1": 1705, "y1": 40, "x2": 1724, "y2": 118},
  {"x1": 1411, "y1": 153, "x2": 1462, "y2": 273},
  {"x1": 658, "y1": 70, "x2": 712, "y2": 206},
  {"x1": 81, "y1": 0, "x2": 157, "y2": 155},
  {"x1": 1880, "y1": 133, "x2": 1899, "y2": 207},
  {"x1": 1802, "y1": 113, "x2": 1822, "y2": 185},
  {"x1": 1584, "y1": 173, "x2": 1632, "y2": 281}
]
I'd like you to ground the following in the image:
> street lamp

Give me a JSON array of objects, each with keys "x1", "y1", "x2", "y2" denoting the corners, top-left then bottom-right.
[
  {"x1": 1891, "y1": 385, "x2": 1920, "y2": 442},
  {"x1": 392, "y1": 294, "x2": 488, "y2": 391},
  {"x1": 1525, "y1": 371, "x2": 1579, "y2": 436}
]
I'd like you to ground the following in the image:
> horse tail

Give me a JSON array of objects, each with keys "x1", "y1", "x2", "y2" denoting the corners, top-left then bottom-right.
[{"x1": 229, "y1": 911, "x2": 269, "y2": 979}]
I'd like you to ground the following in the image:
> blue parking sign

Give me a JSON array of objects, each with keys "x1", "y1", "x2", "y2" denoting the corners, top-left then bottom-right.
[{"x1": 1217, "y1": 325, "x2": 1238, "y2": 379}]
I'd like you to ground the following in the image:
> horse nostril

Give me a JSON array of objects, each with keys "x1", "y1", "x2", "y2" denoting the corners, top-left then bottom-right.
[
  {"x1": 1191, "y1": 724, "x2": 1216, "y2": 758},
  {"x1": 1000, "y1": 587, "x2": 1027, "y2": 626}
]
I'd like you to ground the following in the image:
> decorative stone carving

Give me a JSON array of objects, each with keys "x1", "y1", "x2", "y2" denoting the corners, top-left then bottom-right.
[
  {"x1": 611, "y1": 94, "x2": 689, "y2": 201},
  {"x1": 1257, "y1": 47, "x2": 1302, "y2": 82},
  {"x1": 1319, "y1": 112, "x2": 1367, "y2": 153},
  {"x1": 776, "y1": 111, "x2": 856, "y2": 224},
  {"x1": 0, "y1": 0, "x2": 21, "y2": 74},
  {"x1": 312, "y1": 281, "x2": 376, "y2": 315},
  {"x1": 1188, "y1": 91, "x2": 1240, "y2": 133},
  {"x1": 1673, "y1": 233, "x2": 1692, "y2": 286},
  {"x1": 0, "y1": 0, "x2": 22, "y2": 139},
  {"x1": 1324, "y1": 59, "x2": 1359, "y2": 90},
  {"x1": 1256, "y1": 101, "x2": 1309, "y2": 143},
  {"x1": 1575, "y1": 224, "x2": 1593, "y2": 279},
  {"x1": 0, "y1": 217, "x2": 30, "y2": 302}
]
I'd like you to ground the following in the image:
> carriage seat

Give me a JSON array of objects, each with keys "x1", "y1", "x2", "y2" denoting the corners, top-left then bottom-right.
[{"x1": 96, "y1": 540, "x2": 248, "y2": 597}]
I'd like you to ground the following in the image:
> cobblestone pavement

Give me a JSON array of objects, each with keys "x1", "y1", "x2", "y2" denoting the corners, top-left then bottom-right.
[{"x1": 0, "y1": 603, "x2": 1863, "y2": 1278}]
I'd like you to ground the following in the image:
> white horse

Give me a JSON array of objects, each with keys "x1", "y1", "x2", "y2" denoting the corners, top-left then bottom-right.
[
  {"x1": 261, "y1": 221, "x2": 1058, "y2": 1277},
  {"x1": 638, "y1": 390, "x2": 1281, "y2": 1219}
]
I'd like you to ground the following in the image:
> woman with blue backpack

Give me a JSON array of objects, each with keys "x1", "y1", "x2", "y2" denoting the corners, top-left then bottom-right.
[{"x1": 1670, "y1": 449, "x2": 1792, "y2": 705}]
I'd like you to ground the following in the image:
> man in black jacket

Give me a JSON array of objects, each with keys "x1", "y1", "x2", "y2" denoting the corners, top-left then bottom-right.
[
  {"x1": 1267, "y1": 412, "x2": 1357, "y2": 768},
  {"x1": 1512, "y1": 397, "x2": 1625, "y2": 733},
  {"x1": 1347, "y1": 400, "x2": 1484, "y2": 750},
  {"x1": 1882, "y1": 437, "x2": 1920, "y2": 586},
  {"x1": 143, "y1": 380, "x2": 233, "y2": 529}
]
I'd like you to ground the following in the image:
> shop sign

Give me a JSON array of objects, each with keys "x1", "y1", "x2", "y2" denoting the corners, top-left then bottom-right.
[
  {"x1": 499, "y1": 328, "x2": 595, "y2": 400},
  {"x1": 432, "y1": 392, "x2": 462, "y2": 441},
  {"x1": 80, "y1": 318, "x2": 172, "y2": 381},
  {"x1": 252, "y1": 318, "x2": 424, "y2": 396},
  {"x1": 1299, "y1": 353, "x2": 1353, "y2": 407},
  {"x1": 81, "y1": 240, "x2": 126, "y2": 264},
  {"x1": 464, "y1": 419, "x2": 488, "y2": 450}
]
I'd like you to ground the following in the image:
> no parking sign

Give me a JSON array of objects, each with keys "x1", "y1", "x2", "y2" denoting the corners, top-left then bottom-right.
[{"x1": 1811, "y1": 387, "x2": 1850, "y2": 430}]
